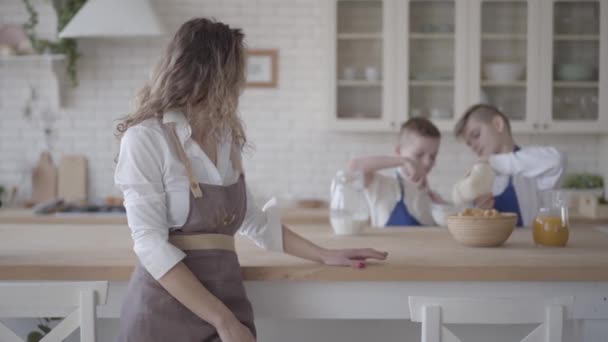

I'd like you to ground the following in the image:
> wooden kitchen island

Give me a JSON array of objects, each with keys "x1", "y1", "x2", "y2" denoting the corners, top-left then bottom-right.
[{"x1": 2, "y1": 222, "x2": 608, "y2": 340}]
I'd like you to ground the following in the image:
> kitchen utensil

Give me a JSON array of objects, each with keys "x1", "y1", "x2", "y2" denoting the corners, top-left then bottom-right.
[
  {"x1": 57, "y1": 155, "x2": 88, "y2": 204},
  {"x1": 446, "y1": 213, "x2": 517, "y2": 247},
  {"x1": 431, "y1": 203, "x2": 464, "y2": 227},
  {"x1": 483, "y1": 62, "x2": 525, "y2": 82},
  {"x1": 329, "y1": 170, "x2": 369, "y2": 235},
  {"x1": 31, "y1": 151, "x2": 57, "y2": 204}
]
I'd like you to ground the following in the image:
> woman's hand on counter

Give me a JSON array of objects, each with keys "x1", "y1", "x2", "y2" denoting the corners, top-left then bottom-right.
[
  {"x1": 282, "y1": 225, "x2": 388, "y2": 269},
  {"x1": 320, "y1": 248, "x2": 388, "y2": 269}
]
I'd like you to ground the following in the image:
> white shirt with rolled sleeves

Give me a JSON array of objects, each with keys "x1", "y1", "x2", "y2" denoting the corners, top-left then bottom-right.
[
  {"x1": 364, "y1": 171, "x2": 435, "y2": 227},
  {"x1": 114, "y1": 111, "x2": 283, "y2": 280},
  {"x1": 488, "y1": 145, "x2": 565, "y2": 227}
]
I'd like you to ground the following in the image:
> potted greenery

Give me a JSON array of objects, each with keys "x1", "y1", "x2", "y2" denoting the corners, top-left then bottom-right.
[
  {"x1": 561, "y1": 173, "x2": 605, "y2": 211},
  {"x1": 22, "y1": 0, "x2": 87, "y2": 86}
]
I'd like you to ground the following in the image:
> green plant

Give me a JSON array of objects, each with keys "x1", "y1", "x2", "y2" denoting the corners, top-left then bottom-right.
[
  {"x1": 22, "y1": 0, "x2": 87, "y2": 86},
  {"x1": 27, "y1": 317, "x2": 62, "y2": 342},
  {"x1": 562, "y1": 173, "x2": 604, "y2": 189}
]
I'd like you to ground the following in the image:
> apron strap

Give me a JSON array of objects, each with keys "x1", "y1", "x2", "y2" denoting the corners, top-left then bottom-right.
[
  {"x1": 164, "y1": 122, "x2": 203, "y2": 198},
  {"x1": 395, "y1": 171, "x2": 405, "y2": 201}
]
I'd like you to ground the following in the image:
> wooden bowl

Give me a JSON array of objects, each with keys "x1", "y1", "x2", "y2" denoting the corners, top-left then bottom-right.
[{"x1": 446, "y1": 213, "x2": 517, "y2": 247}]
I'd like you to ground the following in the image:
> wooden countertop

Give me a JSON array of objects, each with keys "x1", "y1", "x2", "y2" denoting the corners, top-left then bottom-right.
[
  {"x1": 2, "y1": 222, "x2": 608, "y2": 282},
  {"x1": 0, "y1": 208, "x2": 329, "y2": 225}
]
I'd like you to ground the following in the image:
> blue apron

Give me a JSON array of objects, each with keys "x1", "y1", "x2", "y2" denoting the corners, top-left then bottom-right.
[
  {"x1": 493, "y1": 146, "x2": 524, "y2": 227},
  {"x1": 385, "y1": 173, "x2": 421, "y2": 226}
]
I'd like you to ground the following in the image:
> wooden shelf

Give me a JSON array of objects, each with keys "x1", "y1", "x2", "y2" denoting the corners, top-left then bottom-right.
[
  {"x1": 554, "y1": 34, "x2": 600, "y2": 41},
  {"x1": 482, "y1": 33, "x2": 527, "y2": 40},
  {"x1": 338, "y1": 80, "x2": 383, "y2": 87},
  {"x1": 337, "y1": 33, "x2": 383, "y2": 40},
  {"x1": 409, "y1": 33, "x2": 454, "y2": 40},
  {"x1": 409, "y1": 80, "x2": 453, "y2": 87},
  {"x1": 553, "y1": 81, "x2": 599, "y2": 88},
  {"x1": 0, "y1": 54, "x2": 65, "y2": 63},
  {"x1": 481, "y1": 81, "x2": 526, "y2": 87}
]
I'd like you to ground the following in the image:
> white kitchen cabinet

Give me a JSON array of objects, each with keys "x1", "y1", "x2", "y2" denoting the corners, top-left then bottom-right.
[
  {"x1": 396, "y1": 0, "x2": 468, "y2": 133},
  {"x1": 328, "y1": 0, "x2": 397, "y2": 132},
  {"x1": 328, "y1": 0, "x2": 608, "y2": 134},
  {"x1": 467, "y1": 0, "x2": 541, "y2": 133},
  {"x1": 538, "y1": 0, "x2": 608, "y2": 133}
]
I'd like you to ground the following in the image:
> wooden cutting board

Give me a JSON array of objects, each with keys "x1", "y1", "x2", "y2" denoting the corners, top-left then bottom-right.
[
  {"x1": 57, "y1": 155, "x2": 88, "y2": 204},
  {"x1": 31, "y1": 151, "x2": 57, "y2": 204}
]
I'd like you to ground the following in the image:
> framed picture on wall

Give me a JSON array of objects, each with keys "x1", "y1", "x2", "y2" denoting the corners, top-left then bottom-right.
[{"x1": 246, "y1": 49, "x2": 278, "y2": 88}]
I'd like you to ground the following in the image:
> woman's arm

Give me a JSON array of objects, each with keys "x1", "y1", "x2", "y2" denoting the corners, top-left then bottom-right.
[
  {"x1": 158, "y1": 263, "x2": 254, "y2": 341},
  {"x1": 282, "y1": 225, "x2": 388, "y2": 268}
]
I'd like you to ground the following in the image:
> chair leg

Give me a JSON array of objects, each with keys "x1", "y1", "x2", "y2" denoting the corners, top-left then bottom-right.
[
  {"x1": 0, "y1": 321, "x2": 23, "y2": 342},
  {"x1": 80, "y1": 289, "x2": 96, "y2": 342},
  {"x1": 545, "y1": 305, "x2": 564, "y2": 342},
  {"x1": 422, "y1": 305, "x2": 441, "y2": 342}
]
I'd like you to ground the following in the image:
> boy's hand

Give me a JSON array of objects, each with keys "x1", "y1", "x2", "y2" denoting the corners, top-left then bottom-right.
[
  {"x1": 474, "y1": 193, "x2": 494, "y2": 209},
  {"x1": 401, "y1": 158, "x2": 425, "y2": 185}
]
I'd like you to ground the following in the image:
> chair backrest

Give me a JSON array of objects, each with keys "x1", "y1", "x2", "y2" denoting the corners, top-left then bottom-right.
[
  {"x1": 409, "y1": 296, "x2": 574, "y2": 342},
  {"x1": 0, "y1": 281, "x2": 108, "y2": 342}
]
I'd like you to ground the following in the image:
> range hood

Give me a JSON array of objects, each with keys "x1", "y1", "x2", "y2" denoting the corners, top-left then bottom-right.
[{"x1": 58, "y1": 0, "x2": 164, "y2": 38}]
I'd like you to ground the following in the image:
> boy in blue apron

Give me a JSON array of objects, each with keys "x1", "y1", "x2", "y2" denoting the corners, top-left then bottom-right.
[
  {"x1": 348, "y1": 117, "x2": 443, "y2": 227},
  {"x1": 454, "y1": 104, "x2": 565, "y2": 227}
]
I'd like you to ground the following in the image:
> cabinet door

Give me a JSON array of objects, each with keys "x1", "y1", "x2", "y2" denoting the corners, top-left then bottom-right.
[
  {"x1": 329, "y1": 0, "x2": 397, "y2": 132},
  {"x1": 468, "y1": 0, "x2": 541, "y2": 133},
  {"x1": 397, "y1": 0, "x2": 467, "y2": 132},
  {"x1": 538, "y1": 0, "x2": 608, "y2": 133}
]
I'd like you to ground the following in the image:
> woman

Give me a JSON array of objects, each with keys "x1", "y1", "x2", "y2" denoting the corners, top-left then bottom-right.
[{"x1": 114, "y1": 18, "x2": 387, "y2": 342}]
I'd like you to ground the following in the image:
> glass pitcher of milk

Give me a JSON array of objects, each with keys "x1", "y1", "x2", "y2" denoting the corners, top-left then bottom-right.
[{"x1": 329, "y1": 170, "x2": 370, "y2": 235}]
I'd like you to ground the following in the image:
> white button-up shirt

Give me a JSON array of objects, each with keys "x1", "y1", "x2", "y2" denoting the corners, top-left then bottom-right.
[
  {"x1": 488, "y1": 145, "x2": 565, "y2": 226},
  {"x1": 114, "y1": 111, "x2": 283, "y2": 280}
]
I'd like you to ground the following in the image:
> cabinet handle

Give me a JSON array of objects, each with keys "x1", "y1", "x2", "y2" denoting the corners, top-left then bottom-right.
[
  {"x1": 533, "y1": 123, "x2": 539, "y2": 129},
  {"x1": 543, "y1": 123, "x2": 549, "y2": 129},
  {"x1": 390, "y1": 122, "x2": 396, "y2": 128}
]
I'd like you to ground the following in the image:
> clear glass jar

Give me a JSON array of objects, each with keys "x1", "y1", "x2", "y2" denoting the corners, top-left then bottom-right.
[
  {"x1": 329, "y1": 170, "x2": 370, "y2": 235},
  {"x1": 532, "y1": 190, "x2": 569, "y2": 247}
]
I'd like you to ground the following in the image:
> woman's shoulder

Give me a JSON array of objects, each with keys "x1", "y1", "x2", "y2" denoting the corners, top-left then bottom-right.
[
  {"x1": 121, "y1": 118, "x2": 168, "y2": 150},
  {"x1": 123, "y1": 118, "x2": 165, "y2": 139}
]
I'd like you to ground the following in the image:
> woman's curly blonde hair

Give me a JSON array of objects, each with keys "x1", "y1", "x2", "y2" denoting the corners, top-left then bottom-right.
[{"x1": 116, "y1": 18, "x2": 248, "y2": 157}]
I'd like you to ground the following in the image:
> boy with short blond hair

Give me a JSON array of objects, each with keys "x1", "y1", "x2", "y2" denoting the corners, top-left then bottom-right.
[
  {"x1": 349, "y1": 117, "x2": 443, "y2": 227},
  {"x1": 454, "y1": 104, "x2": 565, "y2": 226}
]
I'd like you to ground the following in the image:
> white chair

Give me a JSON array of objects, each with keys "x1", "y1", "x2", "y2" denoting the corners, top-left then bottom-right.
[
  {"x1": 0, "y1": 281, "x2": 108, "y2": 342},
  {"x1": 409, "y1": 296, "x2": 573, "y2": 342}
]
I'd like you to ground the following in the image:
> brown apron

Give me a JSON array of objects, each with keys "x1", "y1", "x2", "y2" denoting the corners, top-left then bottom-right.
[{"x1": 117, "y1": 123, "x2": 255, "y2": 341}]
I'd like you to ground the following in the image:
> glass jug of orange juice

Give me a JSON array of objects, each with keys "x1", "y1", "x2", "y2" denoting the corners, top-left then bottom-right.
[{"x1": 532, "y1": 190, "x2": 569, "y2": 247}]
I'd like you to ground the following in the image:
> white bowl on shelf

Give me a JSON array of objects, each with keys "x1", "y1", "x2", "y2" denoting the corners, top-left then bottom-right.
[{"x1": 483, "y1": 62, "x2": 525, "y2": 82}]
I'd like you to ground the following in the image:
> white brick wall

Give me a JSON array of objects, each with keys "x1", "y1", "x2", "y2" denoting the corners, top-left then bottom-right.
[{"x1": 0, "y1": 0, "x2": 604, "y2": 205}]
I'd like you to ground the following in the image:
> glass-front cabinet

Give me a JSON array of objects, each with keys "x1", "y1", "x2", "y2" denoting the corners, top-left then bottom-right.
[
  {"x1": 328, "y1": 0, "x2": 607, "y2": 133},
  {"x1": 399, "y1": 0, "x2": 468, "y2": 132},
  {"x1": 538, "y1": 0, "x2": 607, "y2": 133},
  {"x1": 330, "y1": 0, "x2": 395, "y2": 131},
  {"x1": 468, "y1": 0, "x2": 540, "y2": 132}
]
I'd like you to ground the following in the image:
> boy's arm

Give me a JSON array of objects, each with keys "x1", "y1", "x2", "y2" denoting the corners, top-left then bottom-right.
[
  {"x1": 488, "y1": 146, "x2": 565, "y2": 190},
  {"x1": 348, "y1": 155, "x2": 412, "y2": 187}
]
